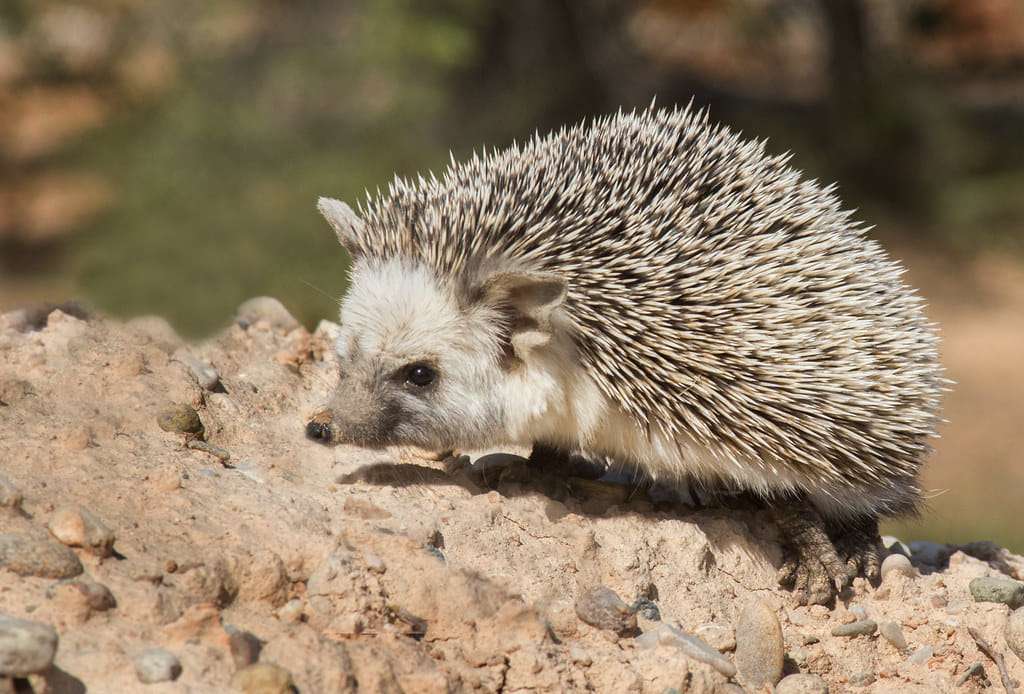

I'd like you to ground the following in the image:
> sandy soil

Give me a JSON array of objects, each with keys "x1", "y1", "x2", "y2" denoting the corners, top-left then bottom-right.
[{"x1": 1, "y1": 303, "x2": 1023, "y2": 693}]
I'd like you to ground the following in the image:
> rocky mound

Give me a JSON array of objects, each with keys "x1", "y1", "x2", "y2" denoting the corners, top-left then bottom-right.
[{"x1": 1, "y1": 300, "x2": 1023, "y2": 693}]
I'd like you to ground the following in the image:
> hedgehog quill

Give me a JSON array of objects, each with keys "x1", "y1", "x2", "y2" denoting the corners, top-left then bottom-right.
[{"x1": 308, "y1": 104, "x2": 944, "y2": 606}]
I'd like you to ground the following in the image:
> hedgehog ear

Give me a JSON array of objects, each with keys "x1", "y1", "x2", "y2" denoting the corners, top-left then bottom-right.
[
  {"x1": 481, "y1": 271, "x2": 567, "y2": 362},
  {"x1": 317, "y1": 197, "x2": 364, "y2": 259}
]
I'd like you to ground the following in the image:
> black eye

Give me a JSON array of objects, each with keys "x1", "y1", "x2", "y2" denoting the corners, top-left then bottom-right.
[{"x1": 405, "y1": 363, "x2": 436, "y2": 387}]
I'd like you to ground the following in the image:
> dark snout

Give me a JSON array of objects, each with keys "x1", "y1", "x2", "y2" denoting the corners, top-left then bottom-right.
[{"x1": 305, "y1": 410, "x2": 337, "y2": 445}]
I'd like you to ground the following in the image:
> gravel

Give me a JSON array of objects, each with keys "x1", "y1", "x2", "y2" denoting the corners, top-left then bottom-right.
[
  {"x1": 734, "y1": 599, "x2": 784, "y2": 688},
  {"x1": 134, "y1": 648, "x2": 182, "y2": 684},
  {"x1": 0, "y1": 533, "x2": 83, "y2": 579},
  {"x1": 1005, "y1": 607, "x2": 1024, "y2": 663},
  {"x1": 0, "y1": 617, "x2": 58, "y2": 677},
  {"x1": 776, "y1": 673, "x2": 830, "y2": 694},
  {"x1": 878, "y1": 621, "x2": 908, "y2": 653},
  {"x1": 969, "y1": 576, "x2": 1024, "y2": 608},
  {"x1": 48, "y1": 507, "x2": 115, "y2": 557},
  {"x1": 831, "y1": 619, "x2": 877, "y2": 637},
  {"x1": 574, "y1": 586, "x2": 637, "y2": 635}
]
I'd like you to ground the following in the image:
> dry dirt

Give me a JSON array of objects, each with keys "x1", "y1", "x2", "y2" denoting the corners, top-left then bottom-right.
[{"x1": 1, "y1": 302, "x2": 1023, "y2": 693}]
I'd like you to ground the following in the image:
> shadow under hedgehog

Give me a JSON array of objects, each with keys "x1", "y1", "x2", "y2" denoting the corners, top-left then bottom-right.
[{"x1": 305, "y1": 104, "x2": 945, "y2": 606}]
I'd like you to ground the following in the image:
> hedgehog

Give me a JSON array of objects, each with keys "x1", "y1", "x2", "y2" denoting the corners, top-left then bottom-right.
[{"x1": 307, "y1": 104, "x2": 944, "y2": 605}]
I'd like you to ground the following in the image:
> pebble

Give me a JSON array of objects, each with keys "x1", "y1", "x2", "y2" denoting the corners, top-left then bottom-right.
[
  {"x1": 635, "y1": 624, "x2": 736, "y2": 678},
  {"x1": 48, "y1": 507, "x2": 115, "y2": 557},
  {"x1": 134, "y1": 648, "x2": 182, "y2": 684},
  {"x1": 46, "y1": 577, "x2": 117, "y2": 612},
  {"x1": 631, "y1": 598, "x2": 661, "y2": 622},
  {"x1": 694, "y1": 624, "x2": 735, "y2": 652},
  {"x1": 734, "y1": 599, "x2": 784, "y2": 688},
  {"x1": 880, "y1": 553, "x2": 914, "y2": 581},
  {"x1": 157, "y1": 403, "x2": 204, "y2": 436},
  {"x1": 775, "y1": 673, "x2": 829, "y2": 694},
  {"x1": 1006, "y1": 606, "x2": 1024, "y2": 663},
  {"x1": 955, "y1": 662, "x2": 985, "y2": 686},
  {"x1": 849, "y1": 670, "x2": 875, "y2": 686},
  {"x1": 236, "y1": 297, "x2": 300, "y2": 332},
  {"x1": 574, "y1": 586, "x2": 637, "y2": 635},
  {"x1": 849, "y1": 605, "x2": 868, "y2": 620},
  {"x1": 830, "y1": 619, "x2": 877, "y2": 637},
  {"x1": 0, "y1": 617, "x2": 58, "y2": 677},
  {"x1": 0, "y1": 533, "x2": 83, "y2": 579},
  {"x1": 0, "y1": 475, "x2": 22, "y2": 510},
  {"x1": 969, "y1": 576, "x2": 1024, "y2": 608},
  {"x1": 228, "y1": 629, "x2": 263, "y2": 670},
  {"x1": 174, "y1": 350, "x2": 220, "y2": 391},
  {"x1": 878, "y1": 621, "x2": 908, "y2": 653},
  {"x1": 231, "y1": 662, "x2": 295, "y2": 694},
  {"x1": 907, "y1": 645, "x2": 933, "y2": 665}
]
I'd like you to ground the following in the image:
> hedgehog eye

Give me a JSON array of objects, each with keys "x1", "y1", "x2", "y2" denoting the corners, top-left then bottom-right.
[{"x1": 404, "y1": 363, "x2": 437, "y2": 388}]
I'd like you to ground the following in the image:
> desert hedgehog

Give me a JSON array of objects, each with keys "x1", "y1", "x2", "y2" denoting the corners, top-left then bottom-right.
[{"x1": 308, "y1": 104, "x2": 944, "y2": 605}]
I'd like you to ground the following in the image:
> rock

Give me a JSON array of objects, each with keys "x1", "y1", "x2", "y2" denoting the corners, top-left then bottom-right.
[
  {"x1": 575, "y1": 586, "x2": 637, "y2": 635},
  {"x1": 1006, "y1": 607, "x2": 1024, "y2": 663},
  {"x1": 969, "y1": 576, "x2": 1024, "y2": 608},
  {"x1": 631, "y1": 598, "x2": 661, "y2": 622},
  {"x1": 174, "y1": 350, "x2": 220, "y2": 390},
  {"x1": 0, "y1": 533, "x2": 83, "y2": 578},
  {"x1": 231, "y1": 662, "x2": 294, "y2": 694},
  {"x1": 134, "y1": 648, "x2": 182, "y2": 684},
  {"x1": 236, "y1": 297, "x2": 299, "y2": 332},
  {"x1": 0, "y1": 617, "x2": 58, "y2": 677},
  {"x1": 157, "y1": 403, "x2": 204, "y2": 436},
  {"x1": 734, "y1": 599, "x2": 784, "y2": 688},
  {"x1": 125, "y1": 315, "x2": 183, "y2": 353},
  {"x1": 955, "y1": 662, "x2": 985, "y2": 686},
  {"x1": 228, "y1": 628, "x2": 263, "y2": 670},
  {"x1": 48, "y1": 506, "x2": 115, "y2": 557},
  {"x1": 0, "y1": 476, "x2": 22, "y2": 510},
  {"x1": 831, "y1": 619, "x2": 877, "y2": 637},
  {"x1": 46, "y1": 576, "x2": 116, "y2": 615},
  {"x1": 878, "y1": 621, "x2": 908, "y2": 653},
  {"x1": 881, "y1": 553, "x2": 914, "y2": 581},
  {"x1": 776, "y1": 673, "x2": 829, "y2": 694},
  {"x1": 907, "y1": 645, "x2": 933, "y2": 665},
  {"x1": 635, "y1": 623, "x2": 736, "y2": 677},
  {"x1": 694, "y1": 624, "x2": 735, "y2": 652}
]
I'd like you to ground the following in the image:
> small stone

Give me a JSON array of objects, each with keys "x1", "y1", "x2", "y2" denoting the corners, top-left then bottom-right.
[
  {"x1": 955, "y1": 662, "x2": 986, "y2": 686},
  {"x1": 174, "y1": 350, "x2": 220, "y2": 390},
  {"x1": 635, "y1": 624, "x2": 736, "y2": 677},
  {"x1": 46, "y1": 577, "x2": 117, "y2": 613},
  {"x1": 134, "y1": 648, "x2": 182, "y2": 684},
  {"x1": 236, "y1": 297, "x2": 300, "y2": 332},
  {"x1": 574, "y1": 586, "x2": 637, "y2": 635},
  {"x1": 157, "y1": 403, "x2": 204, "y2": 436},
  {"x1": 0, "y1": 617, "x2": 58, "y2": 677},
  {"x1": 694, "y1": 624, "x2": 735, "y2": 652},
  {"x1": 878, "y1": 621, "x2": 908, "y2": 653},
  {"x1": 0, "y1": 533, "x2": 83, "y2": 578},
  {"x1": 1006, "y1": 607, "x2": 1024, "y2": 663},
  {"x1": 631, "y1": 598, "x2": 661, "y2": 622},
  {"x1": 970, "y1": 576, "x2": 1024, "y2": 609},
  {"x1": 231, "y1": 663, "x2": 294, "y2": 694},
  {"x1": 776, "y1": 673, "x2": 829, "y2": 694},
  {"x1": 228, "y1": 629, "x2": 263, "y2": 670},
  {"x1": 907, "y1": 645, "x2": 933, "y2": 665},
  {"x1": 849, "y1": 670, "x2": 875, "y2": 686},
  {"x1": 831, "y1": 619, "x2": 877, "y2": 637},
  {"x1": 734, "y1": 599, "x2": 784, "y2": 688},
  {"x1": 880, "y1": 553, "x2": 914, "y2": 581},
  {"x1": 0, "y1": 476, "x2": 22, "y2": 510},
  {"x1": 48, "y1": 507, "x2": 115, "y2": 557}
]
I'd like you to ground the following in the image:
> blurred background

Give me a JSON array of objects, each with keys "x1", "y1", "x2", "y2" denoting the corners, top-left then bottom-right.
[{"x1": 0, "y1": 0, "x2": 1021, "y2": 550}]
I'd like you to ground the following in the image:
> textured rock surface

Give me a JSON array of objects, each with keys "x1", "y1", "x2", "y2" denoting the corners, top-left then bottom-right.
[{"x1": 0, "y1": 304, "x2": 1022, "y2": 692}]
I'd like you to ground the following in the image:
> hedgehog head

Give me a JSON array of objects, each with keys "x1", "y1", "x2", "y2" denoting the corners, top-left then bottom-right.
[{"x1": 307, "y1": 198, "x2": 577, "y2": 452}]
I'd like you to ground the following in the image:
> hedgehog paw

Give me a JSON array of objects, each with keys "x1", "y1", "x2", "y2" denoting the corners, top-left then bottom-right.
[
  {"x1": 775, "y1": 507, "x2": 852, "y2": 606},
  {"x1": 832, "y1": 516, "x2": 884, "y2": 582}
]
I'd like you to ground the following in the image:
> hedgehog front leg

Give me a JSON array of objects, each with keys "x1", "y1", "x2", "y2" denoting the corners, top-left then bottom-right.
[
  {"x1": 830, "y1": 515, "x2": 885, "y2": 582},
  {"x1": 774, "y1": 507, "x2": 852, "y2": 605}
]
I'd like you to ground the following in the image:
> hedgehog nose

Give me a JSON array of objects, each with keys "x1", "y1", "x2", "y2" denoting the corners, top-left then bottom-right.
[{"x1": 305, "y1": 420, "x2": 332, "y2": 444}]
